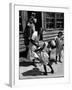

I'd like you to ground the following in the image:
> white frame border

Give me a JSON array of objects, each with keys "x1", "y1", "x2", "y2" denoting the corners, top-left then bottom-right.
[{"x1": 9, "y1": 3, "x2": 70, "y2": 87}]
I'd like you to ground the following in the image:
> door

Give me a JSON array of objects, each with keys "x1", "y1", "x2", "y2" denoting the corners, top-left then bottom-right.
[{"x1": 28, "y1": 11, "x2": 42, "y2": 39}]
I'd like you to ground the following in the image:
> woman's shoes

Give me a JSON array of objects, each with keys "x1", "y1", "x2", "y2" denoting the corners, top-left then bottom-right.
[
  {"x1": 43, "y1": 72, "x2": 48, "y2": 75},
  {"x1": 59, "y1": 60, "x2": 62, "y2": 63},
  {"x1": 51, "y1": 70, "x2": 54, "y2": 74}
]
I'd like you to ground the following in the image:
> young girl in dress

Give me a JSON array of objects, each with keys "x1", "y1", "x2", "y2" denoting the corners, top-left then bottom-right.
[{"x1": 55, "y1": 32, "x2": 64, "y2": 63}]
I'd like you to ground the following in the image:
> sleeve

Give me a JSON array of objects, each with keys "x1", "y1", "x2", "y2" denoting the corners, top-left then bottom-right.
[
  {"x1": 32, "y1": 32, "x2": 38, "y2": 40},
  {"x1": 32, "y1": 33, "x2": 35, "y2": 40}
]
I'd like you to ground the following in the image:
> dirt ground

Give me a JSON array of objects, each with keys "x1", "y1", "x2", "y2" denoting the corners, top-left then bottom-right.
[{"x1": 19, "y1": 49, "x2": 64, "y2": 79}]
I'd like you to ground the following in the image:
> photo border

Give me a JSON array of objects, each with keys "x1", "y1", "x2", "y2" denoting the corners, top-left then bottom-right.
[{"x1": 10, "y1": 3, "x2": 70, "y2": 87}]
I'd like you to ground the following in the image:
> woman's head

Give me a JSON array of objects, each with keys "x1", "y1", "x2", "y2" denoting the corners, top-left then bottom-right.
[
  {"x1": 30, "y1": 12, "x2": 37, "y2": 24},
  {"x1": 29, "y1": 18, "x2": 37, "y2": 25},
  {"x1": 31, "y1": 12, "x2": 36, "y2": 18}
]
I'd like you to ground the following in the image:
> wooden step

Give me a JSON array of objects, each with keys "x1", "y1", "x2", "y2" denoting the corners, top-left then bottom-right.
[
  {"x1": 19, "y1": 38, "x2": 24, "y2": 41},
  {"x1": 19, "y1": 41, "x2": 24, "y2": 45},
  {"x1": 43, "y1": 30, "x2": 64, "y2": 35},
  {"x1": 19, "y1": 44, "x2": 26, "y2": 49},
  {"x1": 43, "y1": 33, "x2": 58, "y2": 38},
  {"x1": 43, "y1": 38, "x2": 55, "y2": 42},
  {"x1": 19, "y1": 34, "x2": 24, "y2": 38},
  {"x1": 43, "y1": 36, "x2": 56, "y2": 41},
  {"x1": 19, "y1": 48, "x2": 26, "y2": 52},
  {"x1": 19, "y1": 31, "x2": 23, "y2": 34},
  {"x1": 43, "y1": 35, "x2": 57, "y2": 40}
]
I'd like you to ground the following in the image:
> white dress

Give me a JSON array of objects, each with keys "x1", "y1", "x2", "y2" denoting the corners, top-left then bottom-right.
[
  {"x1": 40, "y1": 42, "x2": 49, "y2": 65},
  {"x1": 27, "y1": 30, "x2": 39, "y2": 61}
]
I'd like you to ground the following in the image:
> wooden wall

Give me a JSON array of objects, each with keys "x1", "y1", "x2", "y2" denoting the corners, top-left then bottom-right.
[{"x1": 19, "y1": 11, "x2": 64, "y2": 53}]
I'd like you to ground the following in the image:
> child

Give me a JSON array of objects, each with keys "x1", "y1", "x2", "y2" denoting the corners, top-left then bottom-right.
[
  {"x1": 55, "y1": 32, "x2": 64, "y2": 64},
  {"x1": 47, "y1": 40, "x2": 57, "y2": 64},
  {"x1": 39, "y1": 42, "x2": 54, "y2": 75}
]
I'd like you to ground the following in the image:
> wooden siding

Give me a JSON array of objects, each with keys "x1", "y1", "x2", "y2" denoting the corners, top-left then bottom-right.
[
  {"x1": 43, "y1": 29, "x2": 64, "y2": 41},
  {"x1": 19, "y1": 12, "x2": 64, "y2": 52}
]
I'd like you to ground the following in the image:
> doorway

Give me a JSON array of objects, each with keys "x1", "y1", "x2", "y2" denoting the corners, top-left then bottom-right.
[{"x1": 28, "y1": 11, "x2": 42, "y2": 39}]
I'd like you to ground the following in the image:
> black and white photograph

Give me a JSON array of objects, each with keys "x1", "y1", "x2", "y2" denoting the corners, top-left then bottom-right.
[{"x1": 19, "y1": 10, "x2": 64, "y2": 79}]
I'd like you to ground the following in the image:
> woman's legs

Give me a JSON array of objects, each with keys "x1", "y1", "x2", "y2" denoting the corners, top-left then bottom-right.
[
  {"x1": 43, "y1": 64, "x2": 47, "y2": 75},
  {"x1": 47, "y1": 63, "x2": 54, "y2": 73},
  {"x1": 55, "y1": 55, "x2": 57, "y2": 64}
]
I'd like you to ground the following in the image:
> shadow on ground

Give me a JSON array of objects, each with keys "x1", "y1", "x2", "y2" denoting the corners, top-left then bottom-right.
[
  {"x1": 22, "y1": 68, "x2": 43, "y2": 76},
  {"x1": 20, "y1": 59, "x2": 56, "y2": 76}
]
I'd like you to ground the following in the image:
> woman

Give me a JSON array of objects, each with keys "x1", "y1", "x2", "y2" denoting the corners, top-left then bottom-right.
[
  {"x1": 24, "y1": 12, "x2": 37, "y2": 58},
  {"x1": 27, "y1": 13, "x2": 39, "y2": 61}
]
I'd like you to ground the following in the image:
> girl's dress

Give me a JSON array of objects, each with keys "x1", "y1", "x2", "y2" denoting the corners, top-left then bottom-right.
[{"x1": 56, "y1": 36, "x2": 63, "y2": 59}]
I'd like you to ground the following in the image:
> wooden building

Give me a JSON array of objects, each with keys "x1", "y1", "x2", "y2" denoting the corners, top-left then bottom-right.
[{"x1": 19, "y1": 11, "x2": 64, "y2": 53}]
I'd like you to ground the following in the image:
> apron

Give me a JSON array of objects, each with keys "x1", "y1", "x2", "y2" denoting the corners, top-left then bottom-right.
[
  {"x1": 50, "y1": 48, "x2": 56, "y2": 60},
  {"x1": 41, "y1": 51, "x2": 49, "y2": 65}
]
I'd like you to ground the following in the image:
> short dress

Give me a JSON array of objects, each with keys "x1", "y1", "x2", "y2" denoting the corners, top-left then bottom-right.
[
  {"x1": 40, "y1": 43, "x2": 49, "y2": 65},
  {"x1": 56, "y1": 37, "x2": 63, "y2": 56}
]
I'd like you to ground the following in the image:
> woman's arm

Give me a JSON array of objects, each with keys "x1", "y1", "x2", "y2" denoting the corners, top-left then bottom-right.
[{"x1": 30, "y1": 39, "x2": 39, "y2": 47}]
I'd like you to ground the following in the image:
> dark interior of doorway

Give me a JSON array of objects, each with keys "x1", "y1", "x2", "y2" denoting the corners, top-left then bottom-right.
[
  {"x1": 19, "y1": 11, "x2": 42, "y2": 58},
  {"x1": 28, "y1": 11, "x2": 42, "y2": 40}
]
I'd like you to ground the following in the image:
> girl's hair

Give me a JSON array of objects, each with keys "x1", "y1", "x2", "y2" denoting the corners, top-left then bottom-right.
[{"x1": 58, "y1": 31, "x2": 63, "y2": 37}]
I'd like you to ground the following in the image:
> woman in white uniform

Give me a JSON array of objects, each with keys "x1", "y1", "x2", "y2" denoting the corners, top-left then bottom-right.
[{"x1": 27, "y1": 13, "x2": 39, "y2": 62}]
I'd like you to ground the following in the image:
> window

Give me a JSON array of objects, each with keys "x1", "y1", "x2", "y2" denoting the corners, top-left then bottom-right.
[
  {"x1": 43, "y1": 12, "x2": 64, "y2": 30},
  {"x1": 55, "y1": 13, "x2": 64, "y2": 29}
]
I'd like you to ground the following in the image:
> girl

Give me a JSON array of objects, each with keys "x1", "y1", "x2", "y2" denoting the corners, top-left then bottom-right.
[{"x1": 55, "y1": 32, "x2": 64, "y2": 63}]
